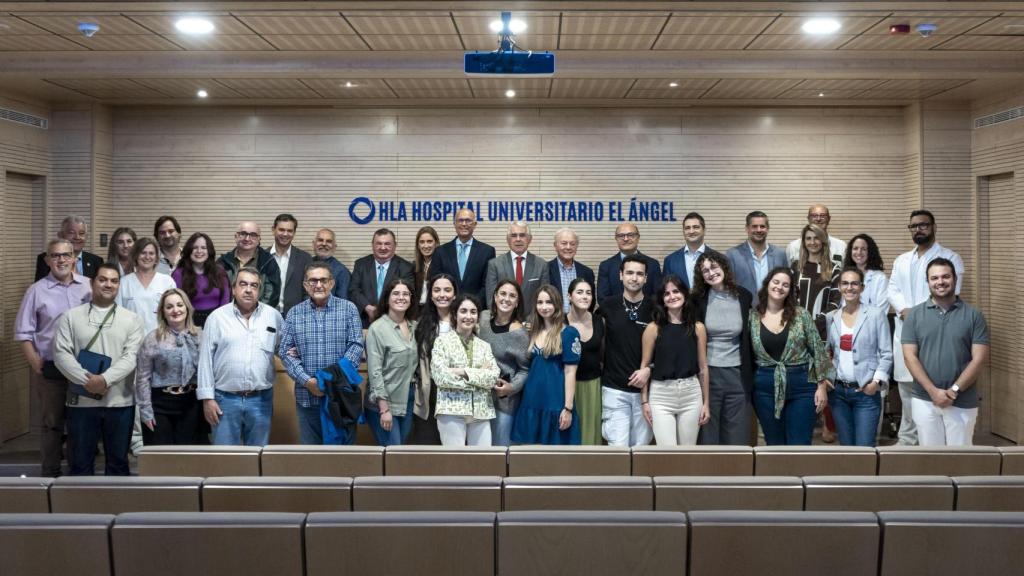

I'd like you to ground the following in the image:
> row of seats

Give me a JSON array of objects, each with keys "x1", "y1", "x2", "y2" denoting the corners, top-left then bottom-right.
[
  {"x1": 4, "y1": 474, "x2": 1024, "y2": 514},
  {"x1": 3, "y1": 509, "x2": 1022, "y2": 576},
  {"x1": 137, "y1": 444, "x2": 1024, "y2": 477}
]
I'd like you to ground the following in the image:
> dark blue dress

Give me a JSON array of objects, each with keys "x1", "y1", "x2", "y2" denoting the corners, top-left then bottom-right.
[{"x1": 511, "y1": 326, "x2": 582, "y2": 445}]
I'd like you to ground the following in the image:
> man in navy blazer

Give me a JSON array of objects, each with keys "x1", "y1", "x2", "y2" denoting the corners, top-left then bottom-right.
[
  {"x1": 349, "y1": 228, "x2": 415, "y2": 328},
  {"x1": 726, "y1": 210, "x2": 788, "y2": 305},
  {"x1": 663, "y1": 212, "x2": 721, "y2": 292},
  {"x1": 548, "y1": 227, "x2": 595, "y2": 312},
  {"x1": 34, "y1": 215, "x2": 102, "y2": 281},
  {"x1": 432, "y1": 208, "x2": 496, "y2": 303},
  {"x1": 597, "y1": 223, "x2": 662, "y2": 301}
]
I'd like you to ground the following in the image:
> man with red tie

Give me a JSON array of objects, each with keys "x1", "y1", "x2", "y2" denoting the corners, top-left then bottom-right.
[{"x1": 485, "y1": 221, "x2": 549, "y2": 308}]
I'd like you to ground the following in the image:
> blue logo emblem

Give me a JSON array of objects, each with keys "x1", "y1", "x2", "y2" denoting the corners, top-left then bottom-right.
[{"x1": 348, "y1": 197, "x2": 376, "y2": 225}]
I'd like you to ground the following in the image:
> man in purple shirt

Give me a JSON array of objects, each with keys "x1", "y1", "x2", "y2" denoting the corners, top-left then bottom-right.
[{"x1": 15, "y1": 238, "x2": 92, "y2": 476}]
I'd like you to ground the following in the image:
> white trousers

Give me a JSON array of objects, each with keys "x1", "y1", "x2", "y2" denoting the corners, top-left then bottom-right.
[
  {"x1": 437, "y1": 414, "x2": 492, "y2": 446},
  {"x1": 601, "y1": 387, "x2": 653, "y2": 447},
  {"x1": 896, "y1": 381, "x2": 918, "y2": 446},
  {"x1": 910, "y1": 397, "x2": 978, "y2": 447},
  {"x1": 648, "y1": 376, "x2": 703, "y2": 446}
]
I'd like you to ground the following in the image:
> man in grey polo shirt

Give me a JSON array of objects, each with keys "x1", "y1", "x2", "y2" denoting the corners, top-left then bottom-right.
[{"x1": 901, "y1": 257, "x2": 989, "y2": 446}]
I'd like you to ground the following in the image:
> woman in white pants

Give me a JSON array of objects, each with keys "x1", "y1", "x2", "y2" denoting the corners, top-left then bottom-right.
[{"x1": 639, "y1": 275, "x2": 710, "y2": 445}]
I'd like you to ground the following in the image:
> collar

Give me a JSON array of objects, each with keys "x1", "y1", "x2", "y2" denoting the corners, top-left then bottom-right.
[
  {"x1": 619, "y1": 250, "x2": 638, "y2": 260},
  {"x1": 232, "y1": 301, "x2": 263, "y2": 318},
  {"x1": 747, "y1": 241, "x2": 767, "y2": 256},
  {"x1": 684, "y1": 243, "x2": 707, "y2": 256},
  {"x1": 374, "y1": 257, "x2": 393, "y2": 267},
  {"x1": 926, "y1": 296, "x2": 961, "y2": 311},
  {"x1": 510, "y1": 250, "x2": 529, "y2": 261},
  {"x1": 45, "y1": 272, "x2": 86, "y2": 287},
  {"x1": 559, "y1": 259, "x2": 575, "y2": 270},
  {"x1": 273, "y1": 244, "x2": 292, "y2": 258},
  {"x1": 306, "y1": 295, "x2": 337, "y2": 311},
  {"x1": 457, "y1": 238, "x2": 474, "y2": 248}
]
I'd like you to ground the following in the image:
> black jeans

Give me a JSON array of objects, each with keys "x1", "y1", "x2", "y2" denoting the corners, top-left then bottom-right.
[{"x1": 142, "y1": 389, "x2": 203, "y2": 445}]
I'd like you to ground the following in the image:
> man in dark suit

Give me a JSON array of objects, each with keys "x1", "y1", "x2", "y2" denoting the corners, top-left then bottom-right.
[
  {"x1": 548, "y1": 227, "x2": 595, "y2": 312},
  {"x1": 34, "y1": 215, "x2": 103, "y2": 281},
  {"x1": 663, "y1": 212, "x2": 722, "y2": 292},
  {"x1": 349, "y1": 228, "x2": 415, "y2": 327},
  {"x1": 271, "y1": 213, "x2": 314, "y2": 316},
  {"x1": 597, "y1": 223, "x2": 662, "y2": 301},
  {"x1": 726, "y1": 210, "x2": 788, "y2": 305},
  {"x1": 432, "y1": 208, "x2": 496, "y2": 303},
  {"x1": 485, "y1": 222, "x2": 549, "y2": 308}
]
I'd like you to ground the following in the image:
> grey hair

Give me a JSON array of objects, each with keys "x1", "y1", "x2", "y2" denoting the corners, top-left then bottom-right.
[
  {"x1": 60, "y1": 215, "x2": 87, "y2": 231},
  {"x1": 234, "y1": 266, "x2": 262, "y2": 287},
  {"x1": 46, "y1": 238, "x2": 73, "y2": 253},
  {"x1": 553, "y1": 227, "x2": 578, "y2": 242},
  {"x1": 508, "y1": 221, "x2": 532, "y2": 237}
]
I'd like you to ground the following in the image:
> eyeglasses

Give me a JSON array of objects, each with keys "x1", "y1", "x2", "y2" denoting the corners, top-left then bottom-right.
[
  {"x1": 236, "y1": 231, "x2": 260, "y2": 239},
  {"x1": 304, "y1": 277, "x2": 332, "y2": 286},
  {"x1": 48, "y1": 252, "x2": 74, "y2": 261},
  {"x1": 615, "y1": 233, "x2": 639, "y2": 240},
  {"x1": 907, "y1": 222, "x2": 932, "y2": 231}
]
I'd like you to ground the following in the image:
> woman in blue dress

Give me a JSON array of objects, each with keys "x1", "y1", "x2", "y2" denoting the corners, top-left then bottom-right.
[{"x1": 511, "y1": 284, "x2": 582, "y2": 445}]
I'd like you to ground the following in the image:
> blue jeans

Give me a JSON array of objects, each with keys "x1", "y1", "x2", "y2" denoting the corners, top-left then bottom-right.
[
  {"x1": 365, "y1": 395, "x2": 415, "y2": 447},
  {"x1": 211, "y1": 389, "x2": 273, "y2": 446},
  {"x1": 753, "y1": 366, "x2": 817, "y2": 446},
  {"x1": 829, "y1": 384, "x2": 882, "y2": 447},
  {"x1": 67, "y1": 406, "x2": 134, "y2": 476},
  {"x1": 491, "y1": 410, "x2": 515, "y2": 446},
  {"x1": 296, "y1": 403, "x2": 323, "y2": 445}
]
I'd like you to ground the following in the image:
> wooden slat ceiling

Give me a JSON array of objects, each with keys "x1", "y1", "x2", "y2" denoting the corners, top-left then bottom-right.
[{"x1": 0, "y1": 2, "x2": 1022, "y2": 105}]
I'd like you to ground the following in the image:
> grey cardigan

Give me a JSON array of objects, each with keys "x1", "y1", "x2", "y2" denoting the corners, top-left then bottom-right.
[{"x1": 478, "y1": 310, "x2": 530, "y2": 414}]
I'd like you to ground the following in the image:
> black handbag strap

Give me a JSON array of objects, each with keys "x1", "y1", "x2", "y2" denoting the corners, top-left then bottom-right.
[{"x1": 84, "y1": 305, "x2": 116, "y2": 352}]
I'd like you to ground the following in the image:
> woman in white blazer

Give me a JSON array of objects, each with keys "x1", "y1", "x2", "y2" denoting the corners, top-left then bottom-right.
[{"x1": 825, "y1": 267, "x2": 893, "y2": 447}]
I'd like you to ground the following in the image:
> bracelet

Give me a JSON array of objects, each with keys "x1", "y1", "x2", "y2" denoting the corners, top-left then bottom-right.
[
  {"x1": 641, "y1": 401, "x2": 649, "y2": 405},
  {"x1": 380, "y1": 408, "x2": 390, "y2": 414},
  {"x1": 562, "y1": 406, "x2": 573, "y2": 412}
]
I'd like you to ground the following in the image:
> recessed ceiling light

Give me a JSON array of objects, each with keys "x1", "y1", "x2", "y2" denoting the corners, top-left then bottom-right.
[
  {"x1": 196, "y1": 89, "x2": 208, "y2": 98},
  {"x1": 175, "y1": 17, "x2": 215, "y2": 34},
  {"x1": 802, "y1": 18, "x2": 841, "y2": 34},
  {"x1": 489, "y1": 18, "x2": 527, "y2": 34},
  {"x1": 505, "y1": 89, "x2": 516, "y2": 98},
  {"x1": 344, "y1": 82, "x2": 356, "y2": 88},
  {"x1": 818, "y1": 92, "x2": 825, "y2": 97},
  {"x1": 668, "y1": 82, "x2": 679, "y2": 88}
]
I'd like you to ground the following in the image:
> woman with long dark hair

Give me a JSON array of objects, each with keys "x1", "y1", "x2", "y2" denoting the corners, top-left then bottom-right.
[
  {"x1": 172, "y1": 232, "x2": 230, "y2": 327},
  {"x1": 411, "y1": 273, "x2": 456, "y2": 444},
  {"x1": 842, "y1": 233, "x2": 888, "y2": 310},
  {"x1": 365, "y1": 278, "x2": 419, "y2": 446},
  {"x1": 106, "y1": 227, "x2": 137, "y2": 276},
  {"x1": 413, "y1": 226, "x2": 440, "y2": 306},
  {"x1": 566, "y1": 277, "x2": 604, "y2": 445},
  {"x1": 478, "y1": 279, "x2": 529, "y2": 446}
]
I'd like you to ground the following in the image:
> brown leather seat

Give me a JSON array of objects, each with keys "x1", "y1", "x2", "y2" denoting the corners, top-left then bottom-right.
[
  {"x1": 112, "y1": 512, "x2": 305, "y2": 576},
  {"x1": 631, "y1": 446, "x2": 754, "y2": 476},
  {"x1": 352, "y1": 476, "x2": 502, "y2": 511},
  {"x1": 502, "y1": 476, "x2": 653, "y2": 511},
  {"x1": 201, "y1": 476, "x2": 352, "y2": 512},
  {"x1": 754, "y1": 446, "x2": 877, "y2": 476},
  {"x1": 0, "y1": 477, "x2": 52, "y2": 512},
  {"x1": 306, "y1": 511, "x2": 495, "y2": 576},
  {"x1": 385, "y1": 445, "x2": 508, "y2": 476},
  {"x1": 260, "y1": 445, "x2": 384, "y2": 477},
  {"x1": 50, "y1": 476, "x2": 202, "y2": 513},
  {"x1": 998, "y1": 447, "x2": 1024, "y2": 475},
  {"x1": 508, "y1": 446, "x2": 631, "y2": 476},
  {"x1": 953, "y1": 476, "x2": 1024, "y2": 511},
  {"x1": 878, "y1": 511, "x2": 1024, "y2": 575},
  {"x1": 137, "y1": 445, "x2": 261, "y2": 476},
  {"x1": 498, "y1": 511, "x2": 686, "y2": 576},
  {"x1": 689, "y1": 510, "x2": 879, "y2": 576},
  {"x1": 877, "y1": 446, "x2": 1001, "y2": 476},
  {"x1": 654, "y1": 476, "x2": 803, "y2": 512},
  {"x1": 0, "y1": 513, "x2": 113, "y2": 576},
  {"x1": 803, "y1": 475, "x2": 953, "y2": 511}
]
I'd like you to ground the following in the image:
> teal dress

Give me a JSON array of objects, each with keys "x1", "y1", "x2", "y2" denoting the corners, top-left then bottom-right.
[{"x1": 511, "y1": 326, "x2": 582, "y2": 445}]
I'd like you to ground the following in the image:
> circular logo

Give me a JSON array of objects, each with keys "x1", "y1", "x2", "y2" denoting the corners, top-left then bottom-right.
[{"x1": 348, "y1": 197, "x2": 376, "y2": 225}]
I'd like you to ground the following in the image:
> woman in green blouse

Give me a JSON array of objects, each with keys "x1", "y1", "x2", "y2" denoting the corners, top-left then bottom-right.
[
  {"x1": 749, "y1": 267, "x2": 835, "y2": 445},
  {"x1": 365, "y1": 278, "x2": 418, "y2": 446}
]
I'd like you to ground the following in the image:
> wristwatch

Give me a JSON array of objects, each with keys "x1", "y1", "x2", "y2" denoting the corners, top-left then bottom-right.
[{"x1": 950, "y1": 384, "x2": 960, "y2": 393}]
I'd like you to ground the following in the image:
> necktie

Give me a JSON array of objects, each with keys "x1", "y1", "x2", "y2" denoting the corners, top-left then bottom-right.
[
  {"x1": 376, "y1": 264, "x2": 385, "y2": 300},
  {"x1": 458, "y1": 243, "x2": 469, "y2": 280},
  {"x1": 515, "y1": 256, "x2": 524, "y2": 285}
]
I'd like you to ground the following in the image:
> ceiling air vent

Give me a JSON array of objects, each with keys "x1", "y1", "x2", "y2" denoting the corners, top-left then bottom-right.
[
  {"x1": 974, "y1": 107, "x2": 1022, "y2": 129},
  {"x1": 0, "y1": 106, "x2": 48, "y2": 129}
]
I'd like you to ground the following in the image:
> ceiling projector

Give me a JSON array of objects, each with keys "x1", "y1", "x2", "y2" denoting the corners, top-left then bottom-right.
[{"x1": 464, "y1": 11, "x2": 554, "y2": 77}]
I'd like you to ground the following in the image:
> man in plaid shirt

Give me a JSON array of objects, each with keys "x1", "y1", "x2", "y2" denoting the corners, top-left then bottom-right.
[{"x1": 279, "y1": 262, "x2": 364, "y2": 444}]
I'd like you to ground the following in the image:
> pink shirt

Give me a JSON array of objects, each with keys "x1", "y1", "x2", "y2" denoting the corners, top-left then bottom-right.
[{"x1": 14, "y1": 273, "x2": 92, "y2": 360}]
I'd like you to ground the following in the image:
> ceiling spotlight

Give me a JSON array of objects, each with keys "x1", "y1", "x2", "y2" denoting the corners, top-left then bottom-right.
[
  {"x1": 196, "y1": 89, "x2": 208, "y2": 98},
  {"x1": 175, "y1": 17, "x2": 215, "y2": 34},
  {"x1": 489, "y1": 18, "x2": 527, "y2": 34},
  {"x1": 505, "y1": 89, "x2": 516, "y2": 98},
  {"x1": 802, "y1": 18, "x2": 841, "y2": 34},
  {"x1": 818, "y1": 92, "x2": 825, "y2": 97},
  {"x1": 668, "y1": 82, "x2": 679, "y2": 88},
  {"x1": 344, "y1": 82, "x2": 356, "y2": 88}
]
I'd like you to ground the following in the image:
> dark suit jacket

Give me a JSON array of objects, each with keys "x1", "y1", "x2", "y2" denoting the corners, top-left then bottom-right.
[
  {"x1": 349, "y1": 254, "x2": 415, "y2": 327},
  {"x1": 280, "y1": 246, "x2": 314, "y2": 316},
  {"x1": 484, "y1": 251, "x2": 549, "y2": 308},
  {"x1": 547, "y1": 258, "x2": 596, "y2": 299},
  {"x1": 693, "y1": 285, "x2": 756, "y2": 395},
  {"x1": 596, "y1": 251, "x2": 663, "y2": 301},
  {"x1": 725, "y1": 241, "x2": 788, "y2": 306},
  {"x1": 663, "y1": 245, "x2": 722, "y2": 292},
  {"x1": 432, "y1": 237, "x2": 496, "y2": 303},
  {"x1": 35, "y1": 250, "x2": 102, "y2": 282}
]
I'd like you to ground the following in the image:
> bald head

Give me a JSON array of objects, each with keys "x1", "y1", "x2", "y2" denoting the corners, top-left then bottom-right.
[
  {"x1": 807, "y1": 204, "x2": 831, "y2": 230},
  {"x1": 454, "y1": 208, "x2": 477, "y2": 242}
]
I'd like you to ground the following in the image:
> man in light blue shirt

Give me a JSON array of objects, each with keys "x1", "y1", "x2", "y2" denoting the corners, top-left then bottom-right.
[{"x1": 726, "y1": 211, "x2": 788, "y2": 305}]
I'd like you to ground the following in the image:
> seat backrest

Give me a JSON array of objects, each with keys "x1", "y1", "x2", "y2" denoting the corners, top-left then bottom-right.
[
  {"x1": 0, "y1": 513, "x2": 113, "y2": 576},
  {"x1": 803, "y1": 475, "x2": 954, "y2": 512},
  {"x1": 137, "y1": 445, "x2": 261, "y2": 476},
  {"x1": 952, "y1": 476, "x2": 1024, "y2": 511},
  {"x1": 50, "y1": 476, "x2": 203, "y2": 513},
  {"x1": 508, "y1": 446, "x2": 631, "y2": 476},
  {"x1": 306, "y1": 511, "x2": 495, "y2": 576},
  {"x1": 260, "y1": 445, "x2": 384, "y2": 477},
  {"x1": 498, "y1": 511, "x2": 686, "y2": 576},
  {"x1": 0, "y1": 477, "x2": 52, "y2": 512},
  {"x1": 754, "y1": 446, "x2": 877, "y2": 476},
  {"x1": 385, "y1": 445, "x2": 508, "y2": 476},
  {"x1": 654, "y1": 476, "x2": 803, "y2": 512},
  {"x1": 878, "y1": 511, "x2": 1024, "y2": 575},
  {"x1": 631, "y1": 446, "x2": 753, "y2": 476},
  {"x1": 877, "y1": 446, "x2": 1002, "y2": 476},
  {"x1": 201, "y1": 477, "x2": 352, "y2": 513},
  {"x1": 352, "y1": 476, "x2": 502, "y2": 512},
  {"x1": 998, "y1": 447, "x2": 1024, "y2": 475},
  {"x1": 502, "y1": 476, "x2": 653, "y2": 511}
]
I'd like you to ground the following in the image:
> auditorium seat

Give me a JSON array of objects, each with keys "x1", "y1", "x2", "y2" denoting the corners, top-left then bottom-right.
[
  {"x1": 878, "y1": 511, "x2": 1024, "y2": 575},
  {"x1": 876, "y1": 446, "x2": 1001, "y2": 476},
  {"x1": 754, "y1": 446, "x2": 877, "y2": 476},
  {"x1": 201, "y1": 476, "x2": 352, "y2": 513},
  {"x1": 0, "y1": 513, "x2": 114, "y2": 576},
  {"x1": 112, "y1": 512, "x2": 305, "y2": 576},
  {"x1": 688, "y1": 510, "x2": 879, "y2": 576},
  {"x1": 306, "y1": 511, "x2": 495, "y2": 576},
  {"x1": 654, "y1": 476, "x2": 803, "y2": 512},
  {"x1": 352, "y1": 476, "x2": 502, "y2": 512},
  {"x1": 498, "y1": 511, "x2": 686, "y2": 576},
  {"x1": 137, "y1": 445, "x2": 261, "y2": 476},
  {"x1": 502, "y1": 476, "x2": 653, "y2": 511},
  {"x1": 998, "y1": 447, "x2": 1024, "y2": 475},
  {"x1": 952, "y1": 476, "x2": 1024, "y2": 511},
  {"x1": 385, "y1": 445, "x2": 508, "y2": 476},
  {"x1": 50, "y1": 476, "x2": 203, "y2": 513},
  {"x1": 0, "y1": 477, "x2": 52, "y2": 512},
  {"x1": 508, "y1": 445, "x2": 631, "y2": 476},
  {"x1": 260, "y1": 445, "x2": 383, "y2": 477},
  {"x1": 631, "y1": 445, "x2": 754, "y2": 476},
  {"x1": 803, "y1": 475, "x2": 953, "y2": 512}
]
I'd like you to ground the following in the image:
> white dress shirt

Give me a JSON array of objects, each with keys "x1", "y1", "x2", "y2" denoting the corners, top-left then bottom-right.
[
  {"x1": 273, "y1": 244, "x2": 292, "y2": 312},
  {"x1": 197, "y1": 302, "x2": 284, "y2": 399}
]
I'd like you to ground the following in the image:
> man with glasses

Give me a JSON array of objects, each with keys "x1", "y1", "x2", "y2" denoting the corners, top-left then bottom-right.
[
  {"x1": 785, "y1": 204, "x2": 846, "y2": 267},
  {"x1": 217, "y1": 221, "x2": 282, "y2": 307},
  {"x1": 153, "y1": 215, "x2": 182, "y2": 274},
  {"x1": 16, "y1": 238, "x2": 93, "y2": 476},
  {"x1": 34, "y1": 216, "x2": 103, "y2": 281},
  {"x1": 597, "y1": 223, "x2": 662, "y2": 300},
  {"x1": 349, "y1": 228, "x2": 414, "y2": 328},
  {"x1": 311, "y1": 228, "x2": 352, "y2": 301},
  {"x1": 485, "y1": 221, "x2": 549, "y2": 308},
  {"x1": 888, "y1": 209, "x2": 964, "y2": 446},
  {"x1": 432, "y1": 208, "x2": 496, "y2": 303},
  {"x1": 280, "y1": 263, "x2": 364, "y2": 444}
]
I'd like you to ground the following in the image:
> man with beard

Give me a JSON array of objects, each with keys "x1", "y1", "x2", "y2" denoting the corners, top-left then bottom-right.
[
  {"x1": 726, "y1": 211, "x2": 787, "y2": 306},
  {"x1": 888, "y1": 209, "x2": 964, "y2": 446},
  {"x1": 311, "y1": 228, "x2": 352, "y2": 301},
  {"x1": 154, "y1": 215, "x2": 182, "y2": 274}
]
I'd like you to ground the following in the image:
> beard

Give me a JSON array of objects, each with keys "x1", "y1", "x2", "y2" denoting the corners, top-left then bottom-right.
[{"x1": 912, "y1": 232, "x2": 934, "y2": 246}]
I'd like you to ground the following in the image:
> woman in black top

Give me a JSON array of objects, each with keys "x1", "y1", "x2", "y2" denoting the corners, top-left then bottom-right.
[
  {"x1": 566, "y1": 277, "x2": 604, "y2": 445},
  {"x1": 637, "y1": 275, "x2": 709, "y2": 446}
]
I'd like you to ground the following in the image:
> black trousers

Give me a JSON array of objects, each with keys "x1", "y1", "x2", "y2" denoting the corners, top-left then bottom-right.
[{"x1": 141, "y1": 389, "x2": 204, "y2": 445}]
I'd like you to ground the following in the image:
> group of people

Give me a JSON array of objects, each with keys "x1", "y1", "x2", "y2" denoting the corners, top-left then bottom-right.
[{"x1": 14, "y1": 204, "x2": 989, "y2": 476}]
